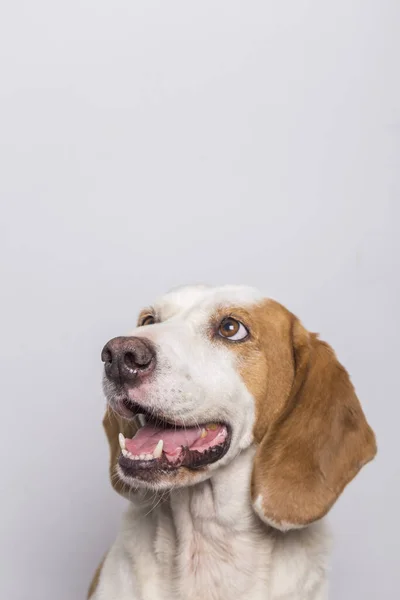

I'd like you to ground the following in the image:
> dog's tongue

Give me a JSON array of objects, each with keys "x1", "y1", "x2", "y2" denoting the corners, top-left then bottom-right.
[
  {"x1": 125, "y1": 424, "x2": 222, "y2": 459},
  {"x1": 125, "y1": 424, "x2": 203, "y2": 458}
]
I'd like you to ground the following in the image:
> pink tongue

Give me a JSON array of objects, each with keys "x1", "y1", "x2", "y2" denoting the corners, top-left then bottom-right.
[{"x1": 125, "y1": 425, "x2": 203, "y2": 458}]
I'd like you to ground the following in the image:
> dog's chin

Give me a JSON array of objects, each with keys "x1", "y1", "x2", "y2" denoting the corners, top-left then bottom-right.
[
  {"x1": 112, "y1": 398, "x2": 232, "y2": 491},
  {"x1": 117, "y1": 462, "x2": 219, "y2": 491}
]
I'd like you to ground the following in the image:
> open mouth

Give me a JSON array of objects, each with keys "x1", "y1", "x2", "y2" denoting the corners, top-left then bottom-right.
[{"x1": 117, "y1": 400, "x2": 231, "y2": 479}]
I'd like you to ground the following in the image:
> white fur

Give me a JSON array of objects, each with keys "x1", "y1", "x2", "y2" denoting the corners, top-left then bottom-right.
[
  {"x1": 95, "y1": 285, "x2": 331, "y2": 599},
  {"x1": 93, "y1": 450, "x2": 330, "y2": 600},
  {"x1": 253, "y1": 495, "x2": 306, "y2": 533}
]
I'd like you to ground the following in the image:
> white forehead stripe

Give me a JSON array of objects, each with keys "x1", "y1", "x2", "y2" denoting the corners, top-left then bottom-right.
[{"x1": 153, "y1": 285, "x2": 265, "y2": 321}]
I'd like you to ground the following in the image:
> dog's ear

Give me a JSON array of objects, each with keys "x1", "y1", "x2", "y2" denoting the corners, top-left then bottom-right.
[
  {"x1": 102, "y1": 407, "x2": 138, "y2": 498},
  {"x1": 251, "y1": 317, "x2": 377, "y2": 530}
]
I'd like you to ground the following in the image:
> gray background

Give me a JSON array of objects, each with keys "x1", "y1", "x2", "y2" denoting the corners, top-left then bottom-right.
[{"x1": 0, "y1": 1, "x2": 399, "y2": 599}]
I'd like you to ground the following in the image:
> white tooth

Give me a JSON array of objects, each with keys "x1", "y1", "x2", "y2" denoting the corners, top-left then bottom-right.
[
  {"x1": 138, "y1": 414, "x2": 147, "y2": 427},
  {"x1": 144, "y1": 453, "x2": 153, "y2": 460},
  {"x1": 153, "y1": 439, "x2": 164, "y2": 458},
  {"x1": 122, "y1": 448, "x2": 129, "y2": 457},
  {"x1": 119, "y1": 433, "x2": 126, "y2": 451},
  {"x1": 127, "y1": 451, "x2": 133, "y2": 459},
  {"x1": 139, "y1": 454, "x2": 146, "y2": 460}
]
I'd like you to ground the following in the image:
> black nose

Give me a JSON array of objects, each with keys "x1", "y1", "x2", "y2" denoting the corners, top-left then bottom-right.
[{"x1": 101, "y1": 336, "x2": 156, "y2": 383}]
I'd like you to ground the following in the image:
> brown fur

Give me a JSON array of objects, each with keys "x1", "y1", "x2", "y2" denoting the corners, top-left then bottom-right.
[
  {"x1": 220, "y1": 301, "x2": 296, "y2": 439},
  {"x1": 233, "y1": 299, "x2": 377, "y2": 528}
]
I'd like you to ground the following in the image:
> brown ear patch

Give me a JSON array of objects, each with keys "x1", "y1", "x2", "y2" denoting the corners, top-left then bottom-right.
[
  {"x1": 237, "y1": 301, "x2": 296, "y2": 442},
  {"x1": 234, "y1": 300, "x2": 376, "y2": 529}
]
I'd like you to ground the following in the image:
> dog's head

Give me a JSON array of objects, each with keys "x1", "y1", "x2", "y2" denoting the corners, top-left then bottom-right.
[{"x1": 101, "y1": 285, "x2": 376, "y2": 530}]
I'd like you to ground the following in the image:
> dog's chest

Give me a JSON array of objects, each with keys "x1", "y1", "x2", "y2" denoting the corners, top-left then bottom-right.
[
  {"x1": 152, "y1": 485, "x2": 271, "y2": 600},
  {"x1": 116, "y1": 482, "x2": 329, "y2": 600}
]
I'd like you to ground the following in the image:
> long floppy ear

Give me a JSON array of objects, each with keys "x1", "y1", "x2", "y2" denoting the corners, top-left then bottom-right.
[
  {"x1": 251, "y1": 317, "x2": 377, "y2": 530},
  {"x1": 102, "y1": 406, "x2": 139, "y2": 498}
]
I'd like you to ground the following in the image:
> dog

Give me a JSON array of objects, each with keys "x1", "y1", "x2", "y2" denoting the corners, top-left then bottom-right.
[{"x1": 89, "y1": 284, "x2": 376, "y2": 600}]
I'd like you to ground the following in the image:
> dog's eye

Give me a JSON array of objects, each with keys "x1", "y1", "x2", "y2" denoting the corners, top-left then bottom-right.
[
  {"x1": 141, "y1": 315, "x2": 155, "y2": 326},
  {"x1": 218, "y1": 318, "x2": 249, "y2": 341}
]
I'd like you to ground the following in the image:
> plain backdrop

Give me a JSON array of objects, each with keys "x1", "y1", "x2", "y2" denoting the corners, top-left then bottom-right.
[{"x1": 0, "y1": 1, "x2": 399, "y2": 599}]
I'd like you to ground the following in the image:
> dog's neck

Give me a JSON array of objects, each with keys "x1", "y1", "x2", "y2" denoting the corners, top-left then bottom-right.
[
  {"x1": 125, "y1": 446, "x2": 268, "y2": 600},
  {"x1": 169, "y1": 445, "x2": 258, "y2": 528},
  {"x1": 122, "y1": 446, "x2": 329, "y2": 600}
]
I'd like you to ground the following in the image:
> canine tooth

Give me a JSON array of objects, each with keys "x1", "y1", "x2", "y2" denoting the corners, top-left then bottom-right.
[
  {"x1": 119, "y1": 433, "x2": 126, "y2": 451},
  {"x1": 153, "y1": 439, "x2": 164, "y2": 458},
  {"x1": 200, "y1": 428, "x2": 207, "y2": 439}
]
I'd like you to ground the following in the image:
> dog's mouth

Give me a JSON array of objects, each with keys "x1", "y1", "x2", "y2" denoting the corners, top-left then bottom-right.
[{"x1": 117, "y1": 400, "x2": 231, "y2": 479}]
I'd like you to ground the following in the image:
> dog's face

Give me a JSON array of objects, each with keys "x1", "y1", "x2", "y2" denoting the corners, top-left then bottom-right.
[{"x1": 102, "y1": 285, "x2": 377, "y2": 530}]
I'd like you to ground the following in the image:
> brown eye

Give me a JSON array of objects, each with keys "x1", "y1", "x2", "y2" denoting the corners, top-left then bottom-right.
[
  {"x1": 218, "y1": 317, "x2": 249, "y2": 341},
  {"x1": 141, "y1": 315, "x2": 155, "y2": 326}
]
